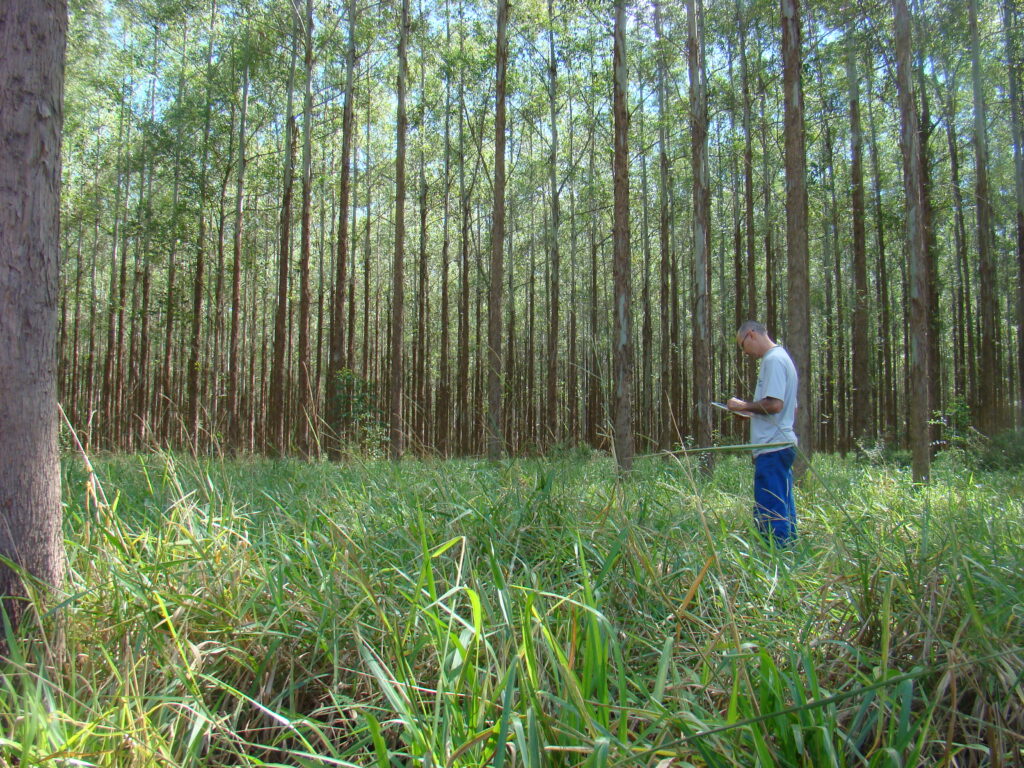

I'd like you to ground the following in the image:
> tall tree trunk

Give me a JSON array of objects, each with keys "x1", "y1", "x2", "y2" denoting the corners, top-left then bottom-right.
[
  {"x1": 893, "y1": 0, "x2": 931, "y2": 483},
  {"x1": 866, "y1": 62, "x2": 896, "y2": 441},
  {"x1": 970, "y1": 0, "x2": 998, "y2": 433},
  {"x1": 0, "y1": 0, "x2": 66, "y2": 638},
  {"x1": 612, "y1": 0, "x2": 634, "y2": 472},
  {"x1": 187, "y1": 1, "x2": 217, "y2": 452},
  {"x1": 761, "y1": 85, "x2": 778, "y2": 341},
  {"x1": 390, "y1": 0, "x2": 410, "y2": 460},
  {"x1": 227, "y1": 46, "x2": 249, "y2": 451},
  {"x1": 944, "y1": 79, "x2": 971, "y2": 403},
  {"x1": 916, "y1": 66, "x2": 941, "y2": 444},
  {"x1": 640, "y1": 108, "x2": 654, "y2": 449},
  {"x1": 655, "y1": 1, "x2": 674, "y2": 452},
  {"x1": 362, "y1": 97, "x2": 372, "y2": 384},
  {"x1": 102, "y1": 88, "x2": 129, "y2": 449},
  {"x1": 155, "y1": 31, "x2": 186, "y2": 446},
  {"x1": 436, "y1": 0, "x2": 453, "y2": 454},
  {"x1": 415, "y1": 93, "x2": 429, "y2": 452},
  {"x1": 822, "y1": 117, "x2": 837, "y2": 452},
  {"x1": 270, "y1": 25, "x2": 298, "y2": 456},
  {"x1": 689, "y1": 0, "x2": 713, "y2": 462},
  {"x1": 781, "y1": 0, "x2": 812, "y2": 468},
  {"x1": 487, "y1": 0, "x2": 508, "y2": 460},
  {"x1": 295, "y1": 0, "x2": 315, "y2": 456},
  {"x1": 740, "y1": 3, "x2": 757, "y2": 396},
  {"x1": 545, "y1": 0, "x2": 561, "y2": 448},
  {"x1": 327, "y1": 0, "x2": 357, "y2": 454},
  {"x1": 456, "y1": 14, "x2": 470, "y2": 454},
  {"x1": 587, "y1": 50, "x2": 600, "y2": 450},
  {"x1": 1005, "y1": 0, "x2": 1024, "y2": 424},
  {"x1": 848, "y1": 42, "x2": 871, "y2": 446}
]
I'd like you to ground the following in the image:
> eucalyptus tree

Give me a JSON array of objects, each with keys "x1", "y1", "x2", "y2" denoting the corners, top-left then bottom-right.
[
  {"x1": 544, "y1": 0, "x2": 562, "y2": 447},
  {"x1": 847, "y1": 32, "x2": 871, "y2": 445},
  {"x1": 487, "y1": 0, "x2": 509, "y2": 460},
  {"x1": 268, "y1": 6, "x2": 298, "y2": 456},
  {"x1": 654, "y1": 0, "x2": 675, "y2": 452},
  {"x1": 390, "y1": 0, "x2": 411, "y2": 460},
  {"x1": 893, "y1": 0, "x2": 931, "y2": 483},
  {"x1": 969, "y1": 0, "x2": 999, "y2": 433},
  {"x1": 227, "y1": 26, "x2": 251, "y2": 449},
  {"x1": 187, "y1": 0, "x2": 218, "y2": 452},
  {"x1": 327, "y1": 0, "x2": 358, "y2": 455},
  {"x1": 296, "y1": 0, "x2": 315, "y2": 456},
  {"x1": 781, "y1": 0, "x2": 812, "y2": 468},
  {"x1": 0, "y1": 0, "x2": 66, "y2": 640},
  {"x1": 612, "y1": 0, "x2": 635, "y2": 471},
  {"x1": 1007, "y1": 0, "x2": 1024, "y2": 422},
  {"x1": 688, "y1": 0, "x2": 713, "y2": 464}
]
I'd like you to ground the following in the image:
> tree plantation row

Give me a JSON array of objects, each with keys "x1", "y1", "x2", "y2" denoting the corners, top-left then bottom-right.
[{"x1": 59, "y1": 0, "x2": 1024, "y2": 468}]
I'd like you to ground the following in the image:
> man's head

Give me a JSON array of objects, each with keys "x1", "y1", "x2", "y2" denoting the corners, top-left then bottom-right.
[{"x1": 736, "y1": 320, "x2": 774, "y2": 358}]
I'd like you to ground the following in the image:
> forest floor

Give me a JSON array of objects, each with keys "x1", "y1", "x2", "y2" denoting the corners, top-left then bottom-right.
[{"x1": 3, "y1": 449, "x2": 1023, "y2": 766}]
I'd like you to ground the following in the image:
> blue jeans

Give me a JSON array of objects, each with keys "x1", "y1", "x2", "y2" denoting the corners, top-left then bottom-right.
[{"x1": 753, "y1": 447, "x2": 796, "y2": 546}]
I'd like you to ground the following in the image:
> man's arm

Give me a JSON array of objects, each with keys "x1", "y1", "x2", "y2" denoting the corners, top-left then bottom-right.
[{"x1": 726, "y1": 396, "x2": 783, "y2": 415}]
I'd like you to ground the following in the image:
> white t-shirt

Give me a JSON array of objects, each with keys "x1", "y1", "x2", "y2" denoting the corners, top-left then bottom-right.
[{"x1": 751, "y1": 345, "x2": 798, "y2": 456}]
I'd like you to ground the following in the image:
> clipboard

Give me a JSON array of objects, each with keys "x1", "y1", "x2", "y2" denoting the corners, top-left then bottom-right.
[{"x1": 711, "y1": 401, "x2": 751, "y2": 418}]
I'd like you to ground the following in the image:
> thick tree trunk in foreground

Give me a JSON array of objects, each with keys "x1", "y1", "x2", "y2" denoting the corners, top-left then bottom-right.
[
  {"x1": 612, "y1": 0, "x2": 635, "y2": 472},
  {"x1": 893, "y1": 0, "x2": 930, "y2": 483},
  {"x1": 0, "y1": 0, "x2": 66, "y2": 636}
]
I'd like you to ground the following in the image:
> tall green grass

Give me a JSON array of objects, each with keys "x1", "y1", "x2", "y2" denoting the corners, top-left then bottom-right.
[{"x1": 2, "y1": 450, "x2": 1021, "y2": 766}]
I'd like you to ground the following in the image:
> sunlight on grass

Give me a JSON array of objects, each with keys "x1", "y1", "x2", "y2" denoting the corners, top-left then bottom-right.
[{"x1": 1, "y1": 451, "x2": 1021, "y2": 766}]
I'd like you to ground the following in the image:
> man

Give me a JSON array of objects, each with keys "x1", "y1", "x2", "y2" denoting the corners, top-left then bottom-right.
[{"x1": 727, "y1": 321, "x2": 799, "y2": 546}]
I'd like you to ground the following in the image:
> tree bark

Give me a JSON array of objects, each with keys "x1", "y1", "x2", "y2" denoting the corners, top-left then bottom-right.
[
  {"x1": 0, "y1": 0, "x2": 66, "y2": 638},
  {"x1": 327, "y1": 0, "x2": 357, "y2": 455},
  {"x1": 269, "y1": 21, "x2": 298, "y2": 456},
  {"x1": 227, "y1": 45, "x2": 249, "y2": 451},
  {"x1": 740, "y1": 3, "x2": 757, "y2": 397},
  {"x1": 487, "y1": 0, "x2": 508, "y2": 461},
  {"x1": 390, "y1": 0, "x2": 410, "y2": 460},
  {"x1": 295, "y1": 0, "x2": 315, "y2": 456},
  {"x1": 612, "y1": 0, "x2": 635, "y2": 472},
  {"x1": 847, "y1": 42, "x2": 871, "y2": 447},
  {"x1": 689, "y1": 0, "x2": 713, "y2": 463},
  {"x1": 545, "y1": 0, "x2": 561, "y2": 448},
  {"x1": 655, "y1": 1, "x2": 674, "y2": 452},
  {"x1": 781, "y1": 0, "x2": 812, "y2": 469},
  {"x1": 1005, "y1": 0, "x2": 1024, "y2": 425},
  {"x1": 436, "y1": 0, "x2": 453, "y2": 454},
  {"x1": 893, "y1": 0, "x2": 930, "y2": 483},
  {"x1": 187, "y1": 1, "x2": 217, "y2": 452},
  {"x1": 970, "y1": 0, "x2": 998, "y2": 434}
]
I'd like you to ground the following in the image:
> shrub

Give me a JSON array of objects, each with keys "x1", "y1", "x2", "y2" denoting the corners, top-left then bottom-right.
[{"x1": 979, "y1": 428, "x2": 1024, "y2": 470}]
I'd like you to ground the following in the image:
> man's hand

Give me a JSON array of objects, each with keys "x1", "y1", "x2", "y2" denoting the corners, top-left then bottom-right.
[{"x1": 726, "y1": 397, "x2": 748, "y2": 412}]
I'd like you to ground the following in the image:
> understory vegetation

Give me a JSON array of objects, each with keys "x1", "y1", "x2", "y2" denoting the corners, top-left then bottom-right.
[{"x1": 3, "y1": 450, "x2": 1022, "y2": 767}]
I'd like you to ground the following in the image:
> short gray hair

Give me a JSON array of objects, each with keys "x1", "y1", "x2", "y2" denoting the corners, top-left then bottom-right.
[{"x1": 737, "y1": 320, "x2": 767, "y2": 338}]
